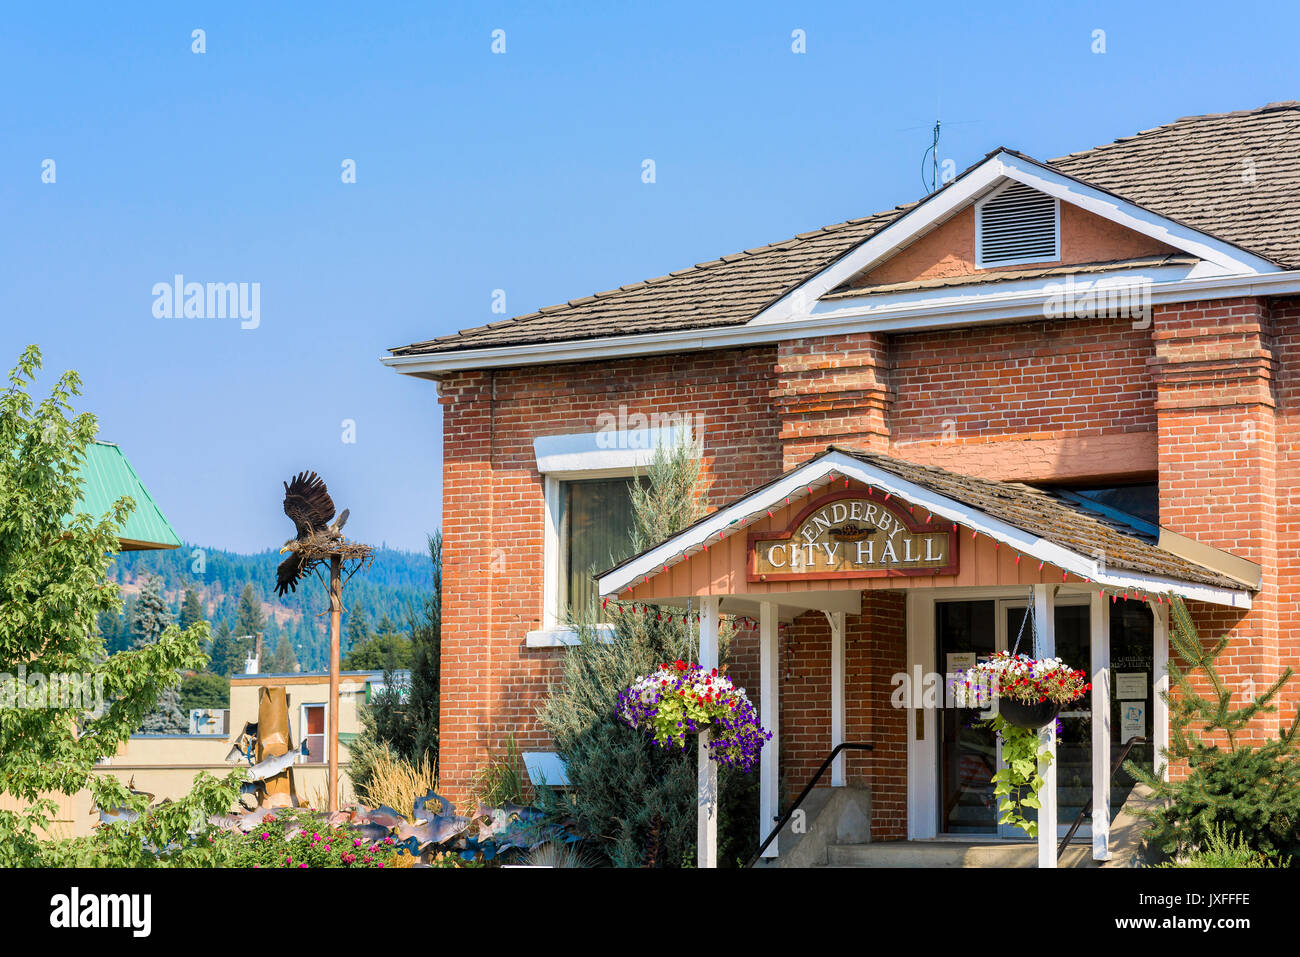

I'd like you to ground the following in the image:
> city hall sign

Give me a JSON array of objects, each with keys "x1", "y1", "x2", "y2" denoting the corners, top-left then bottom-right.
[{"x1": 748, "y1": 491, "x2": 959, "y2": 582}]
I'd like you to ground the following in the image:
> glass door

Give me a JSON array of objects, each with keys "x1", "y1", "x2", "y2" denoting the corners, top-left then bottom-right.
[
  {"x1": 936, "y1": 601, "x2": 997, "y2": 834},
  {"x1": 997, "y1": 599, "x2": 1091, "y2": 840}
]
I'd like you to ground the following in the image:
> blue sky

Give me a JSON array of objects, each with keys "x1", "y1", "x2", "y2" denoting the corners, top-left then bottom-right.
[{"x1": 2, "y1": 2, "x2": 1296, "y2": 552}]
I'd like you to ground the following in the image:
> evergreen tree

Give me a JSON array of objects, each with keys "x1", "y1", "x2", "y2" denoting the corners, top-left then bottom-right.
[
  {"x1": 178, "y1": 588, "x2": 204, "y2": 631},
  {"x1": 233, "y1": 583, "x2": 266, "y2": 644},
  {"x1": 179, "y1": 672, "x2": 230, "y2": 712},
  {"x1": 350, "y1": 533, "x2": 442, "y2": 795},
  {"x1": 536, "y1": 437, "x2": 751, "y2": 867},
  {"x1": 208, "y1": 619, "x2": 242, "y2": 677},
  {"x1": 129, "y1": 575, "x2": 172, "y2": 649},
  {"x1": 1126, "y1": 597, "x2": 1300, "y2": 861},
  {"x1": 267, "y1": 632, "x2": 298, "y2": 673},
  {"x1": 130, "y1": 576, "x2": 188, "y2": 733},
  {"x1": 346, "y1": 605, "x2": 370, "y2": 653}
]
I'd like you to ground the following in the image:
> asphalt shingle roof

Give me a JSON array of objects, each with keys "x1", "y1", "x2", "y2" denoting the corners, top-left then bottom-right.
[
  {"x1": 830, "y1": 447, "x2": 1244, "y2": 591},
  {"x1": 392, "y1": 102, "x2": 1300, "y2": 359}
]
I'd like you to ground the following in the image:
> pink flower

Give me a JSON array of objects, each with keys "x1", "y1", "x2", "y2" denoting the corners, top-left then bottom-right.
[
  {"x1": 299, "y1": 863, "x2": 307, "y2": 869},
  {"x1": 377, "y1": 862, "x2": 385, "y2": 868},
  {"x1": 260, "y1": 832, "x2": 269, "y2": 840}
]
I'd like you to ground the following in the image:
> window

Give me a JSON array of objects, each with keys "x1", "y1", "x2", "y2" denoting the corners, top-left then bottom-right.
[
  {"x1": 301, "y1": 703, "x2": 326, "y2": 763},
  {"x1": 975, "y1": 181, "x2": 1059, "y2": 268},
  {"x1": 560, "y1": 476, "x2": 645, "y2": 622},
  {"x1": 531, "y1": 427, "x2": 701, "y2": 645},
  {"x1": 1052, "y1": 483, "x2": 1160, "y2": 526}
]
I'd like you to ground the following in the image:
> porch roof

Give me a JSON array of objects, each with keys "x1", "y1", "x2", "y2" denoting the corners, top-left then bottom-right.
[{"x1": 597, "y1": 447, "x2": 1257, "y2": 609}]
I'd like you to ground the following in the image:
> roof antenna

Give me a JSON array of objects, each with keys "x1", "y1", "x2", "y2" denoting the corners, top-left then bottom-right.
[{"x1": 921, "y1": 119, "x2": 941, "y2": 194}]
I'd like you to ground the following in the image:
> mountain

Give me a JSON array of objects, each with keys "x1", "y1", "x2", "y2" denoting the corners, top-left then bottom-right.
[{"x1": 104, "y1": 542, "x2": 435, "y2": 672}]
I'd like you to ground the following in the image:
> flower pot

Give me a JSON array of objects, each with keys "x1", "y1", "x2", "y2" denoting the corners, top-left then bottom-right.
[{"x1": 997, "y1": 697, "x2": 1061, "y2": 730}]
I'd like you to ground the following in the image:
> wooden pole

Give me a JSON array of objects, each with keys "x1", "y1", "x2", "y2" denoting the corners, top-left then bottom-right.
[{"x1": 328, "y1": 554, "x2": 342, "y2": 812}]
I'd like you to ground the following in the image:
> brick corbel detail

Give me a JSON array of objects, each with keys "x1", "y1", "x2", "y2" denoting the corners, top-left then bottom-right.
[{"x1": 775, "y1": 333, "x2": 892, "y2": 470}]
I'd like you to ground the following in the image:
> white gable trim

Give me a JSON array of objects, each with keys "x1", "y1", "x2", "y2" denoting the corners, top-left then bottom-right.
[
  {"x1": 748, "y1": 151, "x2": 1279, "y2": 328},
  {"x1": 596, "y1": 450, "x2": 1251, "y2": 609}
]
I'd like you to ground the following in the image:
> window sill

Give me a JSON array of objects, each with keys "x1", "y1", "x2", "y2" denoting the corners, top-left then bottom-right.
[{"x1": 525, "y1": 625, "x2": 615, "y2": 648}]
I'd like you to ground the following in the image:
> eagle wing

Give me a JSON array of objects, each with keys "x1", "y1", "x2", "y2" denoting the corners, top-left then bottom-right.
[
  {"x1": 276, "y1": 552, "x2": 306, "y2": 597},
  {"x1": 282, "y1": 471, "x2": 335, "y2": 538}
]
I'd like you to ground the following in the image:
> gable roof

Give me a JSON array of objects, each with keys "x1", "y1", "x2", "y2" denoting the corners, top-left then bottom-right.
[
  {"x1": 597, "y1": 447, "x2": 1255, "y2": 609},
  {"x1": 391, "y1": 102, "x2": 1300, "y2": 361}
]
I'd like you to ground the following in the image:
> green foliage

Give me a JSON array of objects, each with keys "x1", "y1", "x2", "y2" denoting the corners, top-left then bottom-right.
[
  {"x1": 207, "y1": 619, "x2": 242, "y2": 677},
  {"x1": 267, "y1": 633, "x2": 298, "y2": 673},
  {"x1": 342, "y1": 630, "x2": 412, "y2": 671},
  {"x1": 471, "y1": 734, "x2": 525, "y2": 807},
  {"x1": 234, "y1": 583, "x2": 266, "y2": 645},
  {"x1": 40, "y1": 771, "x2": 245, "y2": 867},
  {"x1": 1125, "y1": 597, "x2": 1300, "y2": 862},
  {"x1": 214, "y1": 807, "x2": 410, "y2": 869},
  {"x1": 109, "y1": 544, "x2": 434, "y2": 673},
  {"x1": 0, "y1": 346, "x2": 210, "y2": 865},
  {"x1": 129, "y1": 575, "x2": 173, "y2": 648},
  {"x1": 179, "y1": 671, "x2": 230, "y2": 712},
  {"x1": 537, "y1": 436, "x2": 753, "y2": 866},
  {"x1": 178, "y1": 589, "x2": 205, "y2": 631},
  {"x1": 1156, "y1": 823, "x2": 1289, "y2": 869},
  {"x1": 132, "y1": 575, "x2": 189, "y2": 734},
  {"x1": 348, "y1": 533, "x2": 441, "y2": 795},
  {"x1": 987, "y1": 714, "x2": 1049, "y2": 839}
]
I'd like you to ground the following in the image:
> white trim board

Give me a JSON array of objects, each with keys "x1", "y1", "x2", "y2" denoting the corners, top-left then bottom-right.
[
  {"x1": 381, "y1": 266, "x2": 1300, "y2": 377},
  {"x1": 596, "y1": 450, "x2": 1252, "y2": 609}
]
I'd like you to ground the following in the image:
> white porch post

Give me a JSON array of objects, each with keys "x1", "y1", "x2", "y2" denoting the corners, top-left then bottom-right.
[
  {"x1": 828, "y1": 610, "x2": 846, "y2": 786},
  {"x1": 697, "y1": 595, "x2": 720, "y2": 868},
  {"x1": 1032, "y1": 583, "x2": 1058, "y2": 868},
  {"x1": 1089, "y1": 589, "x2": 1112, "y2": 861},
  {"x1": 1150, "y1": 599, "x2": 1171, "y2": 781},
  {"x1": 759, "y1": 600, "x2": 780, "y2": 858}
]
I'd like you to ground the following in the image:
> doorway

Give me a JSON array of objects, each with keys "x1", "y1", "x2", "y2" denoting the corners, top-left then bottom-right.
[{"x1": 935, "y1": 597, "x2": 1095, "y2": 838}]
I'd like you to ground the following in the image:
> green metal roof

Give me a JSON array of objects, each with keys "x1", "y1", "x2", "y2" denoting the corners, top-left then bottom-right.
[{"x1": 75, "y1": 441, "x2": 181, "y2": 550}]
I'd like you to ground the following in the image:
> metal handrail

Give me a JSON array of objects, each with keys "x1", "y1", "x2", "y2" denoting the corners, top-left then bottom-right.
[
  {"x1": 745, "y1": 742, "x2": 874, "y2": 868},
  {"x1": 1057, "y1": 735, "x2": 1147, "y2": 856}
]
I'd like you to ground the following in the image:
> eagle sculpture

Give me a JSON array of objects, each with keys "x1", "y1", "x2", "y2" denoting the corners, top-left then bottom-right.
[{"x1": 276, "y1": 471, "x2": 349, "y2": 596}]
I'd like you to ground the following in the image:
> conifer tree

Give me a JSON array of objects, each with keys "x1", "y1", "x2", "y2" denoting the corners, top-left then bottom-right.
[
  {"x1": 537, "y1": 434, "x2": 750, "y2": 866},
  {"x1": 267, "y1": 633, "x2": 298, "y2": 673},
  {"x1": 1126, "y1": 596, "x2": 1300, "y2": 860},
  {"x1": 131, "y1": 576, "x2": 189, "y2": 733},
  {"x1": 207, "y1": 620, "x2": 241, "y2": 677},
  {"x1": 178, "y1": 588, "x2": 204, "y2": 631}
]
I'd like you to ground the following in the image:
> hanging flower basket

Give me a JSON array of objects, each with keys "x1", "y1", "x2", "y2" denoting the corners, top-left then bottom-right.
[
  {"x1": 618, "y1": 660, "x2": 771, "y2": 772},
  {"x1": 951, "y1": 651, "x2": 1091, "y2": 837},
  {"x1": 996, "y1": 697, "x2": 1062, "y2": 730},
  {"x1": 952, "y1": 650, "x2": 1090, "y2": 718}
]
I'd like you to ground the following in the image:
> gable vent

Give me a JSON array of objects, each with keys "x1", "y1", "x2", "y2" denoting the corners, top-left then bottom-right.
[{"x1": 975, "y1": 182, "x2": 1059, "y2": 268}]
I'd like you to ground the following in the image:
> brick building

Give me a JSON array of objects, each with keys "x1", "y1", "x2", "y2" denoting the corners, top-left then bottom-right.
[{"x1": 384, "y1": 103, "x2": 1300, "y2": 866}]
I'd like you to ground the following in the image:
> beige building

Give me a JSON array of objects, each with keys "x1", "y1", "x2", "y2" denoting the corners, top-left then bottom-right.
[{"x1": 72, "y1": 670, "x2": 388, "y2": 836}]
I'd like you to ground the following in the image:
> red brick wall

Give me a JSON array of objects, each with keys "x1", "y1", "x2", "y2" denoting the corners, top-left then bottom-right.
[
  {"x1": 434, "y1": 291, "x2": 1299, "y2": 835},
  {"x1": 436, "y1": 347, "x2": 781, "y2": 801},
  {"x1": 775, "y1": 593, "x2": 907, "y2": 840},
  {"x1": 1153, "y1": 298, "x2": 1280, "y2": 745},
  {"x1": 890, "y1": 315, "x2": 1157, "y2": 446}
]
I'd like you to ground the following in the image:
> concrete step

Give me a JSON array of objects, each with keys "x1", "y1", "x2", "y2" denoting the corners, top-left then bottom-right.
[{"x1": 824, "y1": 841, "x2": 1094, "y2": 868}]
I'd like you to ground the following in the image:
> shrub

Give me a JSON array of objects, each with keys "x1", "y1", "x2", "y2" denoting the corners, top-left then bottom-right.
[
  {"x1": 1157, "y1": 823, "x2": 1288, "y2": 869},
  {"x1": 1127, "y1": 597, "x2": 1300, "y2": 863}
]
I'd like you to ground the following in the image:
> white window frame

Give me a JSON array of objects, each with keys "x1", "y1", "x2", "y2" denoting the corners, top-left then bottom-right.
[
  {"x1": 300, "y1": 702, "x2": 327, "y2": 764},
  {"x1": 974, "y1": 180, "x2": 1060, "y2": 269},
  {"x1": 529, "y1": 426, "x2": 697, "y2": 647}
]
